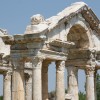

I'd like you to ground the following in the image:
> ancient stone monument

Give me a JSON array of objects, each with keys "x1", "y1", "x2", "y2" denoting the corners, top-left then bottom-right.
[{"x1": 0, "y1": 2, "x2": 100, "y2": 100}]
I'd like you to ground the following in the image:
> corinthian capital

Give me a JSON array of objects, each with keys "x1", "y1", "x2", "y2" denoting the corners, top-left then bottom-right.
[
  {"x1": 32, "y1": 56, "x2": 44, "y2": 69},
  {"x1": 85, "y1": 65, "x2": 95, "y2": 76}
]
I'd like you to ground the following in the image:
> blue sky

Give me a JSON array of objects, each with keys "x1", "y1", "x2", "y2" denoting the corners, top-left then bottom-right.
[
  {"x1": 0, "y1": 0, "x2": 100, "y2": 34},
  {"x1": 0, "y1": 0, "x2": 100, "y2": 95}
]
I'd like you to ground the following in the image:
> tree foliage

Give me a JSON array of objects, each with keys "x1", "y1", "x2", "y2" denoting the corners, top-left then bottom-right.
[
  {"x1": 0, "y1": 96, "x2": 3, "y2": 100},
  {"x1": 79, "y1": 91, "x2": 86, "y2": 100},
  {"x1": 96, "y1": 73, "x2": 100, "y2": 100}
]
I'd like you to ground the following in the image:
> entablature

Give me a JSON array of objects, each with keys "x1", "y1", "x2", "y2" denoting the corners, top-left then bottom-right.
[
  {"x1": 40, "y1": 49, "x2": 67, "y2": 61},
  {"x1": 2, "y1": 31, "x2": 47, "y2": 45},
  {"x1": 48, "y1": 39, "x2": 75, "y2": 48}
]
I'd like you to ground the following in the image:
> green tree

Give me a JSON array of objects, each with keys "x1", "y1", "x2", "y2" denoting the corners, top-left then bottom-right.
[
  {"x1": 79, "y1": 91, "x2": 86, "y2": 100},
  {"x1": 0, "y1": 96, "x2": 3, "y2": 100},
  {"x1": 96, "y1": 73, "x2": 100, "y2": 100}
]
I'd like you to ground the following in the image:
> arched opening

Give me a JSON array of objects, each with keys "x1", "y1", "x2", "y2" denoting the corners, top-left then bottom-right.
[
  {"x1": 66, "y1": 24, "x2": 90, "y2": 99},
  {"x1": 67, "y1": 24, "x2": 90, "y2": 49}
]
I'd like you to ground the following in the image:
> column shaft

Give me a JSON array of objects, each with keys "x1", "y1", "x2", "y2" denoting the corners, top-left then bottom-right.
[
  {"x1": 67, "y1": 66, "x2": 78, "y2": 100},
  {"x1": 56, "y1": 61, "x2": 65, "y2": 100},
  {"x1": 42, "y1": 61, "x2": 50, "y2": 100},
  {"x1": 3, "y1": 71, "x2": 11, "y2": 100},
  {"x1": 94, "y1": 70, "x2": 97, "y2": 100},
  {"x1": 25, "y1": 72, "x2": 32, "y2": 100},
  {"x1": 12, "y1": 61, "x2": 25, "y2": 100},
  {"x1": 86, "y1": 66, "x2": 95, "y2": 100},
  {"x1": 32, "y1": 57, "x2": 43, "y2": 100}
]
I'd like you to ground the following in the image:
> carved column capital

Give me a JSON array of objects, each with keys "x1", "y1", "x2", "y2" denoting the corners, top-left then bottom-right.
[
  {"x1": 85, "y1": 65, "x2": 95, "y2": 77},
  {"x1": 67, "y1": 66, "x2": 78, "y2": 77},
  {"x1": 3, "y1": 70, "x2": 12, "y2": 81},
  {"x1": 11, "y1": 58, "x2": 24, "y2": 69},
  {"x1": 4, "y1": 70, "x2": 12, "y2": 76},
  {"x1": 87, "y1": 49, "x2": 97, "y2": 67},
  {"x1": 56, "y1": 61, "x2": 65, "y2": 71},
  {"x1": 86, "y1": 49, "x2": 96, "y2": 77},
  {"x1": 32, "y1": 56, "x2": 44, "y2": 69}
]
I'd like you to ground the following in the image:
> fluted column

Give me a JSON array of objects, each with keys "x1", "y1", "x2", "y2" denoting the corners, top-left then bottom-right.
[
  {"x1": 42, "y1": 61, "x2": 51, "y2": 100},
  {"x1": 12, "y1": 59, "x2": 25, "y2": 100},
  {"x1": 3, "y1": 71, "x2": 12, "y2": 100},
  {"x1": 56, "y1": 61, "x2": 65, "y2": 100},
  {"x1": 67, "y1": 66, "x2": 78, "y2": 100},
  {"x1": 25, "y1": 71, "x2": 32, "y2": 100},
  {"x1": 86, "y1": 65, "x2": 95, "y2": 100},
  {"x1": 32, "y1": 57, "x2": 43, "y2": 100}
]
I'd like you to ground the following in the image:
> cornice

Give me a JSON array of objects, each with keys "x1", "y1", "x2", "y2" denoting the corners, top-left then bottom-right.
[{"x1": 2, "y1": 33, "x2": 46, "y2": 45}]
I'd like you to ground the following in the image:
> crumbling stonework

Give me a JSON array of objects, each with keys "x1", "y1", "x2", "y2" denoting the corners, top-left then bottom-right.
[{"x1": 0, "y1": 2, "x2": 100, "y2": 100}]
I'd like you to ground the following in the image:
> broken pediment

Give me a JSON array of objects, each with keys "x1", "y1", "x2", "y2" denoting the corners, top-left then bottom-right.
[
  {"x1": 24, "y1": 2, "x2": 100, "y2": 34},
  {"x1": 1, "y1": 2, "x2": 100, "y2": 100},
  {"x1": 0, "y1": 29, "x2": 10, "y2": 57},
  {"x1": 2, "y1": 2, "x2": 100, "y2": 61}
]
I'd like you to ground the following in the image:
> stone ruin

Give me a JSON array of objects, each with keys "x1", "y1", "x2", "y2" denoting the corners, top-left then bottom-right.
[{"x1": 0, "y1": 2, "x2": 100, "y2": 100}]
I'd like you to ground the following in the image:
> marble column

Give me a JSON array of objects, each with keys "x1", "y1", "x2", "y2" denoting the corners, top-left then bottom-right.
[
  {"x1": 86, "y1": 65, "x2": 95, "y2": 100},
  {"x1": 67, "y1": 66, "x2": 78, "y2": 100},
  {"x1": 55, "y1": 61, "x2": 65, "y2": 100},
  {"x1": 32, "y1": 57, "x2": 43, "y2": 100},
  {"x1": 42, "y1": 61, "x2": 51, "y2": 100},
  {"x1": 12, "y1": 60, "x2": 25, "y2": 100},
  {"x1": 94, "y1": 70, "x2": 97, "y2": 100},
  {"x1": 25, "y1": 72, "x2": 32, "y2": 100},
  {"x1": 3, "y1": 71, "x2": 12, "y2": 100}
]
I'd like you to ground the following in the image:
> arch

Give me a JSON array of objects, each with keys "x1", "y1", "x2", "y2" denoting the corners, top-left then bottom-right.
[
  {"x1": 67, "y1": 24, "x2": 89, "y2": 49},
  {"x1": 66, "y1": 16, "x2": 93, "y2": 49}
]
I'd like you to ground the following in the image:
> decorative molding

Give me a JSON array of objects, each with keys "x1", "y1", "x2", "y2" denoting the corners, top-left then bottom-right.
[
  {"x1": 81, "y1": 9, "x2": 100, "y2": 34},
  {"x1": 85, "y1": 65, "x2": 95, "y2": 76},
  {"x1": 32, "y1": 56, "x2": 44, "y2": 69},
  {"x1": 87, "y1": 49, "x2": 97, "y2": 67},
  {"x1": 49, "y1": 39, "x2": 75, "y2": 48},
  {"x1": 3, "y1": 70, "x2": 12, "y2": 77},
  {"x1": 40, "y1": 49, "x2": 67, "y2": 56},
  {"x1": 31, "y1": 14, "x2": 44, "y2": 25}
]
